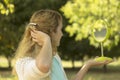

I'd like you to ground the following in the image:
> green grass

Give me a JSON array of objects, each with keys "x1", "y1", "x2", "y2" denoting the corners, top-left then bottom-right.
[
  {"x1": 0, "y1": 69, "x2": 120, "y2": 80},
  {"x1": 66, "y1": 68, "x2": 120, "y2": 80},
  {"x1": 1, "y1": 57, "x2": 120, "y2": 80}
]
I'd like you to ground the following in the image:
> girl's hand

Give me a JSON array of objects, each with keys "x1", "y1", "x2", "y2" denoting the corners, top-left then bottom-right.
[
  {"x1": 30, "y1": 29, "x2": 51, "y2": 46},
  {"x1": 85, "y1": 57, "x2": 113, "y2": 68}
]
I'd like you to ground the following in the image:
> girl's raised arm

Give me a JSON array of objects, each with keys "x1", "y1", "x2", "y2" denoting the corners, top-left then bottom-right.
[{"x1": 31, "y1": 29, "x2": 52, "y2": 73}]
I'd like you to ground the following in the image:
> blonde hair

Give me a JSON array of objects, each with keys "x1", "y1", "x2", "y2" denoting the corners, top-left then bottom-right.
[
  {"x1": 12, "y1": 10, "x2": 62, "y2": 77},
  {"x1": 15, "y1": 9, "x2": 62, "y2": 59}
]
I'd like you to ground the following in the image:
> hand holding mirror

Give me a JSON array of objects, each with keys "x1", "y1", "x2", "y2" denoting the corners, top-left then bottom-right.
[{"x1": 92, "y1": 20, "x2": 112, "y2": 62}]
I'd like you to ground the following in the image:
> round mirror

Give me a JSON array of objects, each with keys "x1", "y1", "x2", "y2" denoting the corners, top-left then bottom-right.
[
  {"x1": 92, "y1": 20, "x2": 110, "y2": 42},
  {"x1": 92, "y1": 20, "x2": 112, "y2": 62}
]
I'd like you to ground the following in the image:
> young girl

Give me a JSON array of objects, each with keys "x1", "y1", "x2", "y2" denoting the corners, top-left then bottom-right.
[{"x1": 14, "y1": 9, "x2": 112, "y2": 80}]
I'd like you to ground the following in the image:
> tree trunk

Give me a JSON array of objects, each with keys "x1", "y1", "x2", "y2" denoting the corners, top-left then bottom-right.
[
  {"x1": 103, "y1": 65, "x2": 107, "y2": 73},
  {"x1": 72, "y1": 58, "x2": 75, "y2": 69},
  {"x1": 6, "y1": 56, "x2": 12, "y2": 69}
]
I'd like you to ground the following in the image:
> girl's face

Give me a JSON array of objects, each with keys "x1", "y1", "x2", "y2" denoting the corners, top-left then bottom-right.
[{"x1": 52, "y1": 21, "x2": 63, "y2": 46}]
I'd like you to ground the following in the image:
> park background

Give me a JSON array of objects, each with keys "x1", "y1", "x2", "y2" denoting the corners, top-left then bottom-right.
[{"x1": 0, "y1": 0, "x2": 120, "y2": 80}]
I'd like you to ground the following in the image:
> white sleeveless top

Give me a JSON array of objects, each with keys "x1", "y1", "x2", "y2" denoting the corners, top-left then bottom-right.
[{"x1": 15, "y1": 54, "x2": 68, "y2": 80}]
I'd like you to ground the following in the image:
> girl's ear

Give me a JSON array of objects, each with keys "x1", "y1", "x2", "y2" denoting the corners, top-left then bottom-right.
[
  {"x1": 49, "y1": 28, "x2": 54, "y2": 33},
  {"x1": 49, "y1": 28, "x2": 56, "y2": 38},
  {"x1": 50, "y1": 27, "x2": 57, "y2": 33},
  {"x1": 49, "y1": 29, "x2": 54, "y2": 36}
]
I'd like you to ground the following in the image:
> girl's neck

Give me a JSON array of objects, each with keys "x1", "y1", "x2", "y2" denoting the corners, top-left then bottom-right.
[
  {"x1": 52, "y1": 51, "x2": 57, "y2": 55},
  {"x1": 52, "y1": 48, "x2": 57, "y2": 56}
]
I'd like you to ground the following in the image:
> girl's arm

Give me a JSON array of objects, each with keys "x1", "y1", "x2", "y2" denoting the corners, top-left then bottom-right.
[
  {"x1": 73, "y1": 59, "x2": 112, "y2": 80},
  {"x1": 73, "y1": 64, "x2": 89, "y2": 80},
  {"x1": 31, "y1": 29, "x2": 52, "y2": 73}
]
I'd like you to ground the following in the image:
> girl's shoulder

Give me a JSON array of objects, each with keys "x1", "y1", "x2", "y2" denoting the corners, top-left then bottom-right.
[
  {"x1": 15, "y1": 57, "x2": 51, "y2": 79},
  {"x1": 15, "y1": 57, "x2": 34, "y2": 69},
  {"x1": 54, "y1": 54, "x2": 61, "y2": 60},
  {"x1": 16, "y1": 57, "x2": 33, "y2": 63}
]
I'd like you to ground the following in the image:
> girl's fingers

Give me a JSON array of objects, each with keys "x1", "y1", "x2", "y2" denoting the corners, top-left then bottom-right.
[
  {"x1": 32, "y1": 38, "x2": 42, "y2": 45},
  {"x1": 30, "y1": 28, "x2": 37, "y2": 34},
  {"x1": 32, "y1": 29, "x2": 38, "y2": 33},
  {"x1": 31, "y1": 32, "x2": 37, "y2": 41},
  {"x1": 32, "y1": 38, "x2": 37, "y2": 42},
  {"x1": 102, "y1": 60, "x2": 112, "y2": 64},
  {"x1": 31, "y1": 31, "x2": 37, "y2": 37}
]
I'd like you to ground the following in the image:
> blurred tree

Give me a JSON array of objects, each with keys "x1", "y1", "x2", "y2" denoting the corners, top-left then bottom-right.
[
  {"x1": 61, "y1": 0, "x2": 120, "y2": 50},
  {"x1": 0, "y1": 0, "x2": 68, "y2": 68},
  {"x1": 59, "y1": 0, "x2": 120, "y2": 68},
  {"x1": 58, "y1": 27, "x2": 105, "y2": 68},
  {"x1": 0, "y1": 0, "x2": 14, "y2": 15},
  {"x1": 108, "y1": 42, "x2": 120, "y2": 58},
  {"x1": 58, "y1": 35, "x2": 100, "y2": 68}
]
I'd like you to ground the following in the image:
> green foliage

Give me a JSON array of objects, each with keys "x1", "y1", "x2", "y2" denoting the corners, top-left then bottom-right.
[
  {"x1": 58, "y1": 34, "x2": 100, "y2": 63},
  {"x1": 0, "y1": 0, "x2": 14, "y2": 15},
  {"x1": 61, "y1": 0, "x2": 120, "y2": 50}
]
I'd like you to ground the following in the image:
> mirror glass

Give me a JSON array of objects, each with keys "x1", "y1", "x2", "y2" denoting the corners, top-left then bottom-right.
[{"x1": 92, "y1": 20, "x2": 109, "y2": 42}]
